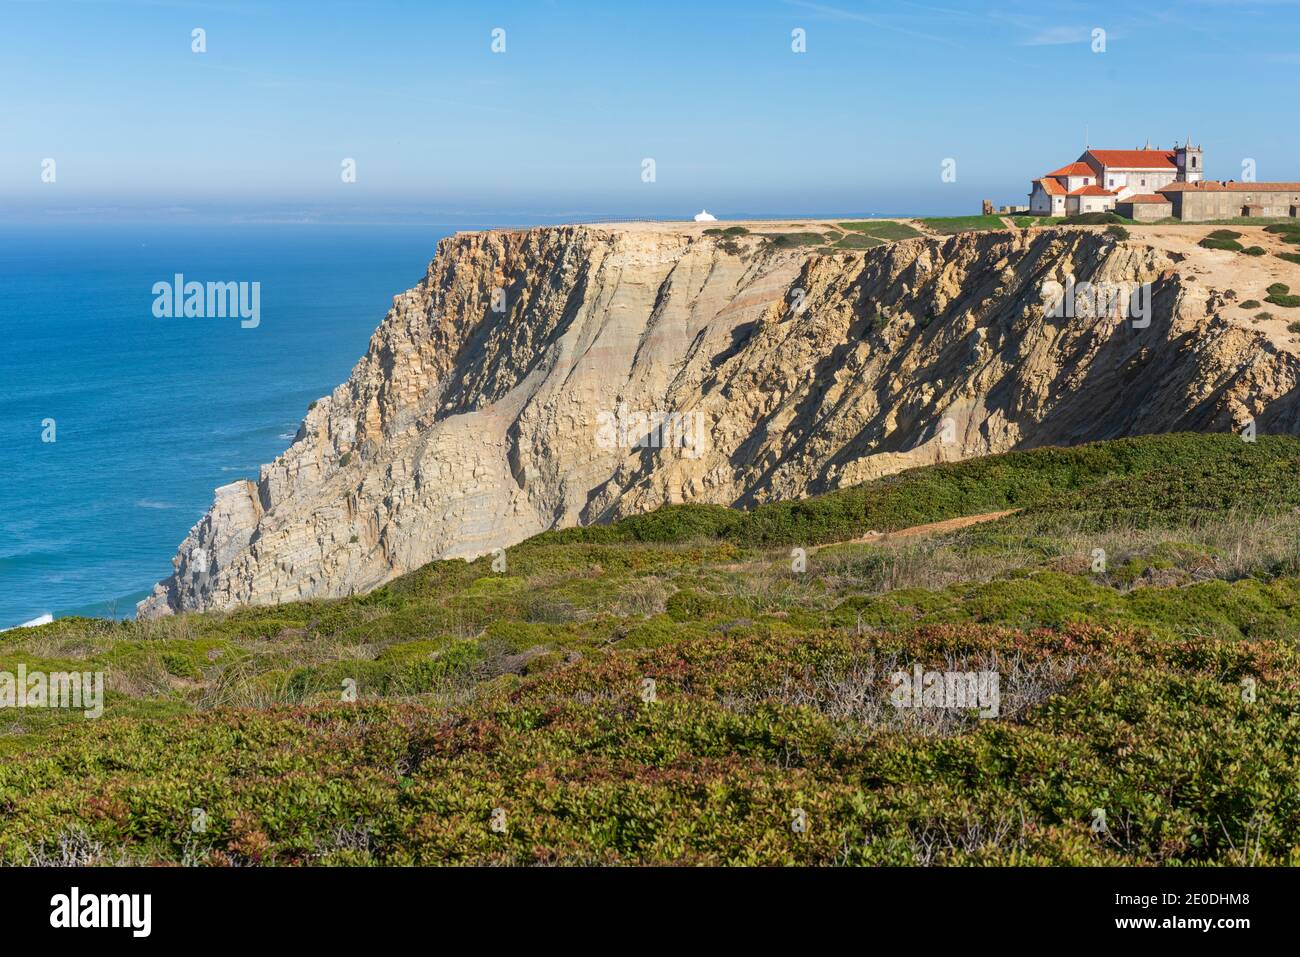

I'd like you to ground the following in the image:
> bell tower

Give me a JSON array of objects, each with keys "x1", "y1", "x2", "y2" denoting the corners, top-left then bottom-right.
[{"x1": 1175, "y1": 138, "x2": 1203, "y2": 183}]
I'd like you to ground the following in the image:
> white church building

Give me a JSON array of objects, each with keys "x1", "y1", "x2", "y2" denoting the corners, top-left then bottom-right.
[{"x1": 1029, "y1": 140, "x2": 1203, "y2": 216}]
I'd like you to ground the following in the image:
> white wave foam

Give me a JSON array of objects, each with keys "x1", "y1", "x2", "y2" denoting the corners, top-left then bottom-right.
[{"x1": 1, "y1": 612, "x2": 54, "y2": 632}]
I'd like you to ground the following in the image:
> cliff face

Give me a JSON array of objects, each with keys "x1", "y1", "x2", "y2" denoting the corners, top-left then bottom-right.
[{"x1": 139, "y1": 223, "x2": 1300, "y2": 616}]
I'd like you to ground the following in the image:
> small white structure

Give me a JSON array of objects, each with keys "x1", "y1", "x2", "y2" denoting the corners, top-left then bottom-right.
[{"x1": 693, "y1": 209, "x2": 717, "y2": 222}]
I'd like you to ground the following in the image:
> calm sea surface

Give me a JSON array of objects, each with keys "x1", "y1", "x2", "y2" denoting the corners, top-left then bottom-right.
[{"x1": 0, "y1": 222, "x2": 473, "y2": 627}]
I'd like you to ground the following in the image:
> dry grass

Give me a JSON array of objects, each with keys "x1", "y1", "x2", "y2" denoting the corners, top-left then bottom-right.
[
  {"x1": 719, "y1": 649, "x2": 1088, "y2": 739},
  {"x1": 710, "y1": 565, "x2": 835, "y2": 613},
  {"x1": 611, "y1": 576, "x2": 671, "y2": 618},
  {"x1": 198, "y1": 656, "x2": 292, "y2": 710},
  {"x1": 107, "y1": 654, "x2": 176, "y2": 699},
  {"x1": 807, "y1": 508, "x2": 1300, "y2": 596},
  {"x1": 886, "y1": 812, "x2": 1033, "y2": 866},
  {"x1": 22, "y1": 827, "x2": 126, "y2": 867}
]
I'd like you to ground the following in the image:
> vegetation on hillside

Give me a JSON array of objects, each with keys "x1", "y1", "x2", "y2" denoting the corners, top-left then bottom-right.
[
  {"x1": 1201, "y1": 229, "x2": 1245, "y2": 252},
  {"x1": 837, "y1": 221, "x2": 924, "y2": 242},
  {"x1": 1062, "y1": 212, "x2": 1132, "y2": 226},
  {"x1": 1266, "y1": 283, "x2": 1300, "y2": 308},
  {"x1": 766, "y1": 232, "x2": 831, "y2": 249},
  {"x1": 3, "y1": 434, "x2": 1299, "y2": 865},
  {"x1": 917, "y1": 215, "x2": 1008, "y2": 234}
]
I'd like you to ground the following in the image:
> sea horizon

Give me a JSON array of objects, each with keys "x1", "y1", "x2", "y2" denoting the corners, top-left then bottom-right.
[
  {"x1": 0, "y1": 221, "x2": 475, "y2": 628},
  {"x1": 0, "y1": 210, "x2": 960, "y2": 629}
]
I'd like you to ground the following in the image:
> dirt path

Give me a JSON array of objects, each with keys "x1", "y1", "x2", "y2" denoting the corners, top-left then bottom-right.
[
  {"x1": 810, "y1": 509, "x2": 1020, "y2": 552},
  {"x1": 717, "y1": 509, "x2": 1020, "y2": 571},
  {"x1": 906, "y1": 217, "x2": 940, "y2": 238}
]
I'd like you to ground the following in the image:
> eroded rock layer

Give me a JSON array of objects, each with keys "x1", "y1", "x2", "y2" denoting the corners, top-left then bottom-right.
[{"x1": 139, "y1": 224, "x2": 1300, "y2": 615}]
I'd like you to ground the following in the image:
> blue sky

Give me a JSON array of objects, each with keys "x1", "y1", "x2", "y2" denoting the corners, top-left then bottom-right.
[{"x1": 3, "y1": 0, "x2": 1299, "y2": 221}]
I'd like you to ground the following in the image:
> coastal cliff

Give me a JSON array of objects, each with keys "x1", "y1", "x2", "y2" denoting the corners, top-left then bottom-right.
[{"x1": 139, "y1": 222, "x2": 1300, "y2": 616}]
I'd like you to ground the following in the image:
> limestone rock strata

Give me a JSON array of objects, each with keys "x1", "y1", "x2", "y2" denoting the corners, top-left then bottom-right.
[{"x1": 139, "y1": 225, "x2": 1300, "y2": 616}]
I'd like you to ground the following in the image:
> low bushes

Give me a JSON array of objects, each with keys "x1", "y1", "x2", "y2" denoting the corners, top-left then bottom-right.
[{"x1": 1266, "y1": 283, "x2": 1300, "y2": 308}]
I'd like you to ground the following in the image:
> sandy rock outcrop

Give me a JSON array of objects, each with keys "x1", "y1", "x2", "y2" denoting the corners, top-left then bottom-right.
[{"x1": 139, "y1": 224, "x2": 1300, "y2": 616}]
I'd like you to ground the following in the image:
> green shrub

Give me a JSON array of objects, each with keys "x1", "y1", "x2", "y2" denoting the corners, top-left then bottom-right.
[
  {"x1": 537, "y1": 435, "x2": 1300, "y2": 548},
  {"x1": 1200, "y1": 237, "x2": 1244, "y2": 252},
  {"x1": 5, "y1": 620, "x2": 1300, "y2": 865},
  {"x1": 1061, "y1": 212, "x2": 1127, "y2": 225},
  {"x1": 9, "y1": 433, "x2": 1300, "y2": 867},
  {"x1": 1266, "y1": 284, "x2": 1300, "y2": 308},
  {"x1": 665, "y1": 588, "x2": 727, "y2": 622},
  {"x1": 1243, "y1": 246, "x2": 1267, "y2": 256},
  {"x1": 837, "y1": 221, "x2": 923, "y2": 241},
  {"x1": 767, "y1": 232, "x2": 827, "y2": 248},
  {"x1": 833, "y1": 233, "x2": 885, "y2": 249},
  {"x1": 1207, "y1": 229, "x2": 1243, "y2": 241},
  {"x1": 1105, "y1": 224, "x2": 1129, "y2": 240},
  {"x1": 917, "y1": 215, "x2": 1007, "y2": 234},
  {"x1": 1239, "y1": 300, "x2": 1261, "y2": 309}
]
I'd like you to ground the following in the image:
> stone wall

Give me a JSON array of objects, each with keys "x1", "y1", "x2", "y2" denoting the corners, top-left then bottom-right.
[
  {"x1": 1117, "y1": 201, "x2": 1172, "y2": 221},
  {"x1": 1173, "y1": 189, "x2": 1300, "y2": 221}
]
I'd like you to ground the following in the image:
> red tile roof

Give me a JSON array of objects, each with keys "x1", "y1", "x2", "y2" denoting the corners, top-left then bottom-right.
[
  {"x1": 1067, "y1": 185, "x2": 1116, "y2": 197},
  {"x1": 1083, "y1": 149, "x2": 1177, "y2": 170},
  {"x1": 1034, "y1": 177, "x2": 1066, "y2": 196},
  {"x1": 1160, "y1": 180, "x2": 1300, "y2": 193},
  {"x1": 1046, "y1": 162, "x2": 1094, "y2": 177},
  {"x1": 1122, "y1": 194, "x2": 1171, "y2": 204}
]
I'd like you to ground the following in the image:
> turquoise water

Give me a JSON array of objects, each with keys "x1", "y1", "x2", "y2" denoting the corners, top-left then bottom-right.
[{"x1": 0, "y1": 223, "x2": 467, "y2": 628}]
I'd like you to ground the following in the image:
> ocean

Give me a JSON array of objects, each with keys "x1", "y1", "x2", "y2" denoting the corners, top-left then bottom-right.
[{"x1": 0, "y1": 222, "x2": 471, "y2": 628}]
